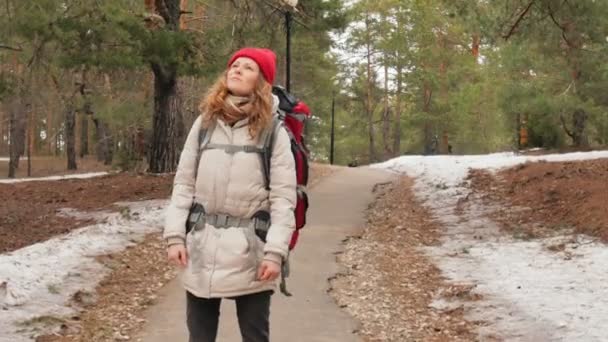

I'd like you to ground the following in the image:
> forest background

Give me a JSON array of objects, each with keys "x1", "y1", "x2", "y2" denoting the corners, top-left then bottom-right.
[{"x1": 1, "y1": 0, "x2": 606, "y2": 176}]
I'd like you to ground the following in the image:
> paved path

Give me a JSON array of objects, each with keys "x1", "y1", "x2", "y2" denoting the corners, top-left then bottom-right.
[{"x1": 136, "y1": 167, "x2": 395, "y2": 342}]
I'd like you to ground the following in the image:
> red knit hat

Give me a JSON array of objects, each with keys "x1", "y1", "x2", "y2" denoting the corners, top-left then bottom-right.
[{"x1": 227, "y1": 47, "x2": 277, "y2": 84}]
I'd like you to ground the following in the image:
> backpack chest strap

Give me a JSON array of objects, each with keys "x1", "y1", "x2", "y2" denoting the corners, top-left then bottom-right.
[{"x1": 204, "y1": 143, "x2": 265, "y2": 154}]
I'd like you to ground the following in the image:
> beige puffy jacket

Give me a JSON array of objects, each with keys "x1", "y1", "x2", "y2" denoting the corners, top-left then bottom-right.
[{"x1": 163, "y1": 96, "x2": 296, "y2": 298}]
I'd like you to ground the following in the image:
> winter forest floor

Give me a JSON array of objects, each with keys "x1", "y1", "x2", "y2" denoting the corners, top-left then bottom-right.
[
  {"x1": 0, "y1": 173, "x2": 173, "y2": 253},
  {"x1": 330, "y1": 154, "x2": 608, "y2": 341},
  {"x1": 466, "y1": 158, "x2": 608, "y2": 242},
  {"x1": 1, "y1": 153, "x2": 607, "y2": 341},
  {"x1": 0, "y1": 156, "x2": 112, "y2": 180}
]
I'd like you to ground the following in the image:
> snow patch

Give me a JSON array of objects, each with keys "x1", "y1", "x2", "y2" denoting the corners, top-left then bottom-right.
[
  {"x1": 0, "y1": 172, "x2": 109, "y2": 184},
  {"x1": 372, "y1": 151, "x2": 608, "y2": 341},
  {"x1": 0, "y1": 199, "x2": 168, "y2": 342}
]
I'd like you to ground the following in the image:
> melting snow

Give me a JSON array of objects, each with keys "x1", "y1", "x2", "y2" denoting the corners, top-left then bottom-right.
[
  {"x1": 0, "y1": 200, "x2": 168, "y2": 341},
  {"x1": 0, "y1": 172, "x2": 109, "y2": 184},
  {"x1": 372, "y1": 151, "x2": 608, "y2": 341}
]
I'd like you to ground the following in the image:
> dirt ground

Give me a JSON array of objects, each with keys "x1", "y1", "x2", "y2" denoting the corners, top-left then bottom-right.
[
  {"x1": 31, "y1": 163, "x2": 339, "y2": 342},
  {"x1": 465, "y1": 158, "x2": 608, "y2": 242},
  {"x1": 329, "y1": 177, "x2": 477, "y2": 342},
  {"x1": 0, "y1": 172, "x2": 173, "y2": 253}
]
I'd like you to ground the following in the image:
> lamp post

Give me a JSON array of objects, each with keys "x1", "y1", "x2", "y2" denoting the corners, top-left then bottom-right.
[
  {"x1": 330, "y1": 90, "x2": 335, "y2": 164},
  {"x1": 285, "y1": 11, "x2": 292, "y2": 92},
  {"x1": 282, "y1": 0, "x2": 297, "y2": 92}
]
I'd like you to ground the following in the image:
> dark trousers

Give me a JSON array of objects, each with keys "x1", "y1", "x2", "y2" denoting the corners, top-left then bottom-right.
[{"x1": 186, "y1": 290, "x2": 272, "y2": 342}]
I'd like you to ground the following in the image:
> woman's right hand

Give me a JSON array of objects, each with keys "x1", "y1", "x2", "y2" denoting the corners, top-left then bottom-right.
[{"x1": 167, "y1": 244, "x2": 188, "y2": 268}]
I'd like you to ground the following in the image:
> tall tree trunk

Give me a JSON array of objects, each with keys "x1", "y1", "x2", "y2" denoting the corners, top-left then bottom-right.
[
  {"x1": 392, "y1": 56, "x2": 402, "y2": 157},
  {"x1": 27, "y1": 107, "x2": 35, "y2": 158},
  {"x1": 424, "y1": 122, "x2": 434, "y2": 155},
  {"x1": 561, "y1": 109, "x2": 588, "y2": 147},
  {"x1": 438, "y1": 33, "x2": 449, "y2": 154},
  {"x1": 134, "y1": 127, "x2": 145, "y2": 159},
  {"x1": 472, "y1": 33, "x2": 480, "y2": 58},
  {"x1": 423, "y1": 83, "x2": 434, "y2": 155},
  {"x1": 65, "y1": 99, "x2": 77, "y2": 170},
  {"x1": 8, "y1": 98, "x2": 26, "y2": 178},
  {"x1": 46, "y1": 108, "x2": 53, "y2": 155},
  {"x1": 145, "y1": 0, "x2": 156, "y2": 12},
  {"x1": 559, "y1": 19, "x2": 587, "y2": 147},
  {"x1": 179, "y1": 0, "x2": 188, "y2": 29},
  {"x1": 382, "y1": 62, "x2": 391, "y2": 160},
  {"x1": 27, "y1": 109, "x2": 32, "y2": 176},
  {"x1": 571, "y1": 109, "x2": 588, "y2": 147},
  {"x1": 92, "y1": 117, "x2": 113, "y2": 165},
  {"x1": 149, "y1": 69, "x2": 183, "y2": 172},
  {"x1": 8, "y1": 104, "x2": 18, "y2": 178},
  {"x1": 0, "y1": 109, "x2": 7, "y2": 156},
  {"x1": 75, "y1": 111, "x2": 81, "y2": 157},
  {"x1": 80, "y1": 112, "x2": 89, "y2": 157},
  {"x1": 148, "y1": 0, "x2": 185, "y2": 173},
  {"x1": 55, "y1": 128, "x2": 61, "y2": 156},
  {"x1": 364, "y1": 12, "x2": 376, "y2": 163}
]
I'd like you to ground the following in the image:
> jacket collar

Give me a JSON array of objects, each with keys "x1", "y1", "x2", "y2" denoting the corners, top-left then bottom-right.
[{"x1": 216, "y1": 94, "x2": 279, "y2": 131}]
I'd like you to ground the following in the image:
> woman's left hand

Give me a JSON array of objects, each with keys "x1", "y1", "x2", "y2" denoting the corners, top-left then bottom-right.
[{"x1": 257, "y1": 260, "x2": 281, "y2": 281}]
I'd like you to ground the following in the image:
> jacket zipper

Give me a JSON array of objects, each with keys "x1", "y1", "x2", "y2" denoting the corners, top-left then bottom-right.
[{"x1": 208, "y1": 124, "x2": 236, "y2": 295}]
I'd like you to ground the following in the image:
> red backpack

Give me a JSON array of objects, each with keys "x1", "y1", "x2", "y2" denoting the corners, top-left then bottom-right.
[{"x1": 269, "y1": 86, "x2": 311, "y2": 250}]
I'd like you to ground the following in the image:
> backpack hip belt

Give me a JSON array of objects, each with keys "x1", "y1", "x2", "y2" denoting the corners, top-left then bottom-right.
[{"x1": 189, "y1": 207, "x2": 270, "y2": 232}]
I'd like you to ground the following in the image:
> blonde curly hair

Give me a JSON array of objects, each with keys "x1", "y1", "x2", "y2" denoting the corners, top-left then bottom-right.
[{"x1": 198, "y1": 71, "x2": 273, "y2": 139}]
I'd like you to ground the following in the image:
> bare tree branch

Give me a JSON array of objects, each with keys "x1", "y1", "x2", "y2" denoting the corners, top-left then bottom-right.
[
  {"x1": 546, "y1": 1, "x2": 575, "y2": 48},
  {"x1": 0, "y1": 44, "x2": 22, "y2": 51},
  {"x1": 502, "y1": 0, "x2": 536, "y2": 40}
]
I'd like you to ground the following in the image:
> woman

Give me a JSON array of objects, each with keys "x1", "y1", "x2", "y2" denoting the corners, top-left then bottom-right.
[{"x1": 163, "y1": 47, "x2": 296, "y2": 342}]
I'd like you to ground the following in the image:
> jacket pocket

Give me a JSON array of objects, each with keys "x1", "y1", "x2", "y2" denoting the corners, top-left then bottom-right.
[
  {"x1": 187, "y1": 227, "x2": 208, "y2": 274},
  {"x1": 215, "y1": 227, "x2": 252, "y2": 272},
  {"x1": 254, "y1": 235, "x2": 266, "y2": 279}
]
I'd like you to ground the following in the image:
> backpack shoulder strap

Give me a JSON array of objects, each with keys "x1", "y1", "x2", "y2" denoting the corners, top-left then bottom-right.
[
  {"x1": 259, "y1": 114, "x2": 283, "y2": 191},
  {"x1": 194, "y1": 121, "x2": 215, "y2": 181}
]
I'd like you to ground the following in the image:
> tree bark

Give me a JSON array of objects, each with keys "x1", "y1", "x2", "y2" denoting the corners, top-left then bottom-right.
[
  {"x1": 364, "y1": 12, "x2": 376, "y2": 163},
  {"x1": 392, "y1": 56, "x2": 402, "y2": 157},
  {"x1": 7, "y1": 97, "x2": 26, "y2": 178},
  {"x1": 8, "y1": 104, "x2": 18, "y2": 178},
  {"x1": 423, "y1": 83, "x2": 434, "y2": 155},
  {"x1": 27, "y1": 109, "x2": 32, "y2": 177},
  {"x1": 424, "y1": 122, "x2": 434, "y2": 155},
  {"x1": 472, "y1": 33, "x2": 480, "y2": 58},
  {"x1": 46, "y1": 108, "x2": 53, "y2": 154},
  {"x1": 148, "y1": 0, "x2": 186, "y2": 173},
  {"x1": 149, "y1": 67, "x2": 183, "y2": 173},
  {"x1": 27, "y1": 106, "x2": 36, "y2": 158},
  {"x1": 80, "y1": 111, "x2": 89, "y2": 157},
  {"x1": 558, "y1": 18, "x2": 587, "y2": 147},
  {"x1": 561, "y1": 109, "x2": 588, "y2": 147},
  {"x1": 92, "y1": 117, "x2": 113, "y2": 165},
  {"x1": 65, "y1": 99, "x2": 77, "y2": 170},
  {"x1": 0, "y1": 110, "x2": 6, "y2": 156},
  {"x1": 382, "y1": 62, "x2": 391, "y2": 160},
  {"x1": 571, "y1": 109, "x2": 588, "y2": 147}
]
